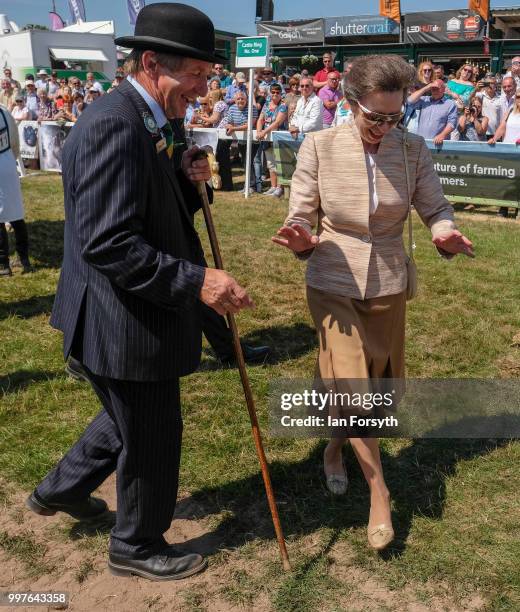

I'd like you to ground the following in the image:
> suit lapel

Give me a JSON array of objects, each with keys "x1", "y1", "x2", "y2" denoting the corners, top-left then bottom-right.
[
  {"x1": 157, "y1": 150, "x2": 197, "y2": 229},
  {"x1": 115, "y1": 80, "x2": 197, "y2": 229}
]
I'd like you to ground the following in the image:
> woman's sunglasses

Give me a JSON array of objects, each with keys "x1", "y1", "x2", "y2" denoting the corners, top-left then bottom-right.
[{"x1": 356, "y1": 100, "x2": 405, "y2": 126}]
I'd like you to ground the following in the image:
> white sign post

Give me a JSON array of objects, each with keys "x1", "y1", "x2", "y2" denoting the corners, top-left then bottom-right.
[{"x1": 235, "y1": 36, "x2": 270, "y2": 199}]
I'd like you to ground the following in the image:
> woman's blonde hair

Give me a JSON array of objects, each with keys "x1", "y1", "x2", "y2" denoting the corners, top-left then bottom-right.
[
  {"x1": 208, "y1": 89, "x2": 223, "y2": 107},
  {"x1": 455, "y1": 64, "x2": 473, "y2": 80},
  {"x1": 417, "y1": 61, "x2": 434, "y2": 81},
  {"x1": 514, "y1": 94, "x2": 520, "y2": 114}
]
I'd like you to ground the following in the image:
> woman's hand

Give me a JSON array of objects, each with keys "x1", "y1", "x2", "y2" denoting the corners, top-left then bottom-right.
[
  {"x1": 432, "y1": 230, "x2": 474, "y2": 258},
  {"x1": 271, "y1": 224, "x2": 319, "y2": 252}
]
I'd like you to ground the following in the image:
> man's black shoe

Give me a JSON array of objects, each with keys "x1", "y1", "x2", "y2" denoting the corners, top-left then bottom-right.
[
  {"x1": 219, "y1": 343, "x2": 270, "y2": 365},
  {"x1": 108, "y1": 548, "x2": 207, "y2": 581},
  {"x1": 65, "y1": 357, "x2": 90, "y2": 382},
  {"x1": 26, "y1": 490, "x2": 108, "y2": 521}
]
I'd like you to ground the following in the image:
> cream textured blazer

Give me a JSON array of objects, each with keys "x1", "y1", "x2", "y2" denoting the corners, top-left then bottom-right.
[{"x1": 285, "y1": 118, "x2": 456, "y2": 299}]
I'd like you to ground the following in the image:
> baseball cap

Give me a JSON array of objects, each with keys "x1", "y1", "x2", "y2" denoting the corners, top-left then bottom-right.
[{"x1": 25, "y1": 80, "x2": 35, "y2": 87}]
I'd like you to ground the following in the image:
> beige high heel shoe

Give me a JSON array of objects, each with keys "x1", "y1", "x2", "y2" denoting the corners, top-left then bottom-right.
[{"x1": 367, "y1": 523, "x2": 394, "y2": 550}]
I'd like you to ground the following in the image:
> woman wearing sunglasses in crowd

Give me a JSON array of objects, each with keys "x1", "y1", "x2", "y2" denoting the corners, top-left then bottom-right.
[
  {"x1": 446, "y1": 64, "x2": 476, "y2": 110},
  {"x1": 272, "y1": 55, "x2": 474, "y2": 552},
  {"x1": 416, "y1": 61, "x2": 435, "y2": 86}
]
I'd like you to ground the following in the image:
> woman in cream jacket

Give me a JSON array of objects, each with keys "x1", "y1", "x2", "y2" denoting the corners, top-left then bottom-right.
[{"x1": 273, "y1": 55, "x2": 474, "y2": 551}]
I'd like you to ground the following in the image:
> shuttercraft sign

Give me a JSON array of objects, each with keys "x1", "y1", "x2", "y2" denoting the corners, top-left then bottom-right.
[
  {"x1": 257, "y1": 19, "x2": 325, "y2": 45},
  {"x1": 404, "y1": 10, "x2": 485, "y2": 43},
  {"x1": 325, "y1": 15, "x2": 400, "y2": 39}
]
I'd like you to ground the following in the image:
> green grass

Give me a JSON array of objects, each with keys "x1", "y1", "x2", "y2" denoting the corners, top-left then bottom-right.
[
  {"x1": 74, "y1": 558, "x2": 96, "y2": 584},
  {"x1": 1, "y1": 175, "x2": 520, "y2": 609},
  {"x1": 0, "y1": 529, "x2": 56, "y2": 577}
]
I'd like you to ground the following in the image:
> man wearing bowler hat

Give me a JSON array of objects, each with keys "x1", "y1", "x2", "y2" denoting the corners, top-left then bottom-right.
[{"x1": 25, "y1": 3, "x2": 253, "y2": 581}]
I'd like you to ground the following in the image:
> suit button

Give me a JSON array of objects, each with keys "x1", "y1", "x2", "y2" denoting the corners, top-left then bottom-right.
[{"x1": 361, "y1": 234, "x2": 372, "y2": 243}]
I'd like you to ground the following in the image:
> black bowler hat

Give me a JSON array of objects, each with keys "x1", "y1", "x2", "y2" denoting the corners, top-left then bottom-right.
[{"x1": 115, "y1": 2, "x2": 227, "y2": 64}]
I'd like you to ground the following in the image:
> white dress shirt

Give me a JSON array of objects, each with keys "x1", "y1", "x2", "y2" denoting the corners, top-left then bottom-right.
[
  {"x1": 500, "y1": 93, "x2": 515, "y2": 122},
  {"x1": 127, "y1": 75, "x2": 167, "y2": 129},
  {"x1": 290, "y1": 92, "x2": 324, "y2": 134},
  {"x1": 476, "y1": 90, "x2": 502, "y2": 135}
]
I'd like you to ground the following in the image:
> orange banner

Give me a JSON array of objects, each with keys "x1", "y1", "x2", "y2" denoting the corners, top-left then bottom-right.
[
  {"x1": 468, "y1": 0, "x2": 490, "y2": 21},
  {"x1": 379, "y1": 0, "x2": 401, "y2": 22}
]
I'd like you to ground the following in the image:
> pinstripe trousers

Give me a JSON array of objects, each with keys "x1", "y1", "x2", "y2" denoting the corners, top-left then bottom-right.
[{"x1": 36, "y1": 370, "x2": 182, "y2": 558}]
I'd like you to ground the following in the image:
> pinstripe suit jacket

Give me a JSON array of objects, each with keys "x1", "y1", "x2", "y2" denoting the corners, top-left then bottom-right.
[
  {"x1": 286, "y1": 118, "x2": 456, "y2": 299},
  {"x1": 50, "y1": 79, "x2": 209, "y2": 381}
]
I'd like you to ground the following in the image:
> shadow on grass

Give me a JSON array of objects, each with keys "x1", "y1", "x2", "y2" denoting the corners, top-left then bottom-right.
[
  {"x1": 174, "y1": 430, "x2": 508, "y2": 561},
  {"x1": 0, "y1": 294, "x2": 55, "y2": 321},
  {"x1": 199, "y1": 322, "x2": 317, "y2": 370},
  {"x1": 0, "y1": 370, "x2": 60, "y2": 395},
  {"x1": 68, "y1": 511, "x2": 116, "y2": 540},
  {"x1": 24, "y1": 220, "x2": 64, "y2": 269},
  {"x1": 452, "y1": 202, "x2": 518, "y2": 219}
]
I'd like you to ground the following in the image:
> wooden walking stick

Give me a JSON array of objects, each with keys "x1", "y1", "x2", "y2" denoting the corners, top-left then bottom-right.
[{"x1": 194, "y1": 148, "x2": 291, "y2": 571}]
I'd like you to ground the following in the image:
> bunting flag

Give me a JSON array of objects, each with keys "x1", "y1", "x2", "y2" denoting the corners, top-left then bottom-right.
[
  {"x1": 379, "y1": 0, "x2": 401, "y2": 23},
  {"x1": 68, "y1": 0, "x2": 86, "y2": 23},
  {"x1": 469, "y1": 0, "x2": 490, "y2": 21},
  {"x1": 127, "y1": 0, "x2": 146, "y2": 26},
  {"x1": 49, "y1": 11, "x2": 65, "y2": 30}
]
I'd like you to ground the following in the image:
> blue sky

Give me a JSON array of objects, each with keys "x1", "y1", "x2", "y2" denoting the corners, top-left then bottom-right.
[{"x1": 1, "y1": 1, "x2": 505, "y2": 37}]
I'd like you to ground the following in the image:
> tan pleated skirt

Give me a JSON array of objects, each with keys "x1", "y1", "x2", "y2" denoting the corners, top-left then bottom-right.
[{"x1": 306, "y1": 284, "x2": 406, "y2": 389}]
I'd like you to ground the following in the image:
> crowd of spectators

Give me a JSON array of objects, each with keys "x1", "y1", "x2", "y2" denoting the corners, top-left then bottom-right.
[
  {"x1": 187, "y1": 54, "x2": 520, "y2": 202},
  {"x1": 189, "y1": 56, "x2": 351, "y2": 197},
  {"x1": 0, "y1": 66, "x2": 125, "y2": 124},
  {"x1": 2, "y1": 54, "x2": 519, "y2": 214}
]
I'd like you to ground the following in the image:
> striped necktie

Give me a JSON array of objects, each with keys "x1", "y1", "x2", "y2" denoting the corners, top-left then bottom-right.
[{"x1": 161, "y1": 121, "x2": 174, "y2": 159}]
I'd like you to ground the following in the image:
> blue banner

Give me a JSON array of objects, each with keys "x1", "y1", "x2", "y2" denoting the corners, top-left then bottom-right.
[
  {"x1": 325, "y1": 15, "x2": 400, "y2": 38},
  {"x1": 127, "y1": 0, "x2": 145, "y2": 26},
  {"x1": 68, "y1": 0, "x2": 86, "y2": 23}
]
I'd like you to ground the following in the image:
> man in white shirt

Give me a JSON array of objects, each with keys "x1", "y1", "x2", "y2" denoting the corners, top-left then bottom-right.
[
  {"x1": 505, "y1": 57, "x2": 520, "y2": 89},
  {"x1": 476, "y1": 77, "x2": 502, "y2": 137},
  {"x1": 500, "y1": 76, "x2": 516, "y2": 119},
  {"x1": 289, "y1": 77, "x2": 323, "y2": 137},
  {"x1": 35, "y1": 69, "x2": 49, "y2": 91},
  {"x1": 86, "y1": 72, "x2": 104, "y2": 94}
]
